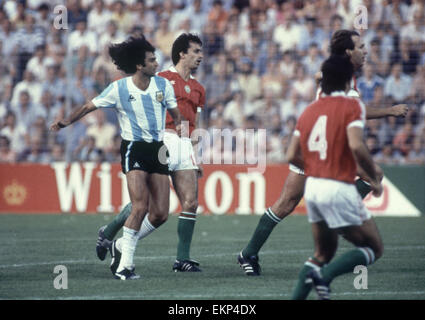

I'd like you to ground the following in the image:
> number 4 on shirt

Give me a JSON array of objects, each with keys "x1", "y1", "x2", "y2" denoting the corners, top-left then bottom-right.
[{"x1": 308, "y1": 115, "x2": 328, "y2": 160}]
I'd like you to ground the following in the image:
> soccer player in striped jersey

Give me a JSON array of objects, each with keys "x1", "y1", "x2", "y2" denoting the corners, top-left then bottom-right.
[
  {"x1": 286, "y1": 55, "x2": 383, "y2": 300},
  {"x1": 95, "y1": 34, "x2": 205, "y2": 272},
  {"x1": 50, "y1": 36, "x2": 182, "y2": 280},
  {"x1": 237, "y1": 30, "x2": 408, "y2": 280}
]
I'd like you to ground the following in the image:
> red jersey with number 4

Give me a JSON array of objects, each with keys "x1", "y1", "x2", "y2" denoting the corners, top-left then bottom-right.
[
  {"x1": 158, "y1": 67, "x2": 205, "y2": 136},
  {"x1": 294, "y1": 91, "x2": 366, "y2": 184}
]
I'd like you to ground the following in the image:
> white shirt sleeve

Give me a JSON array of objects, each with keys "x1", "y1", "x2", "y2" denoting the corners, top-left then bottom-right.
[
  {"x1": 164, "y1": 79, "x2": 178, "y2": 110},
  {"x1": 92, "y1": 82, "x2": 117, "y2": 108}
]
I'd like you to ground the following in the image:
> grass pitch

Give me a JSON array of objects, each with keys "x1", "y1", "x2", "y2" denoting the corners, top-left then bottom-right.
[{"x1": 0, "y1": 213, "x2": 424, "y2": 300}]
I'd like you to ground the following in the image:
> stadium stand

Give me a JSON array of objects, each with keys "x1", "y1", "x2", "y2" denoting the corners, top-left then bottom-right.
[{"x1": 0, "y1": 0, "x2": 424, "y2": 165}]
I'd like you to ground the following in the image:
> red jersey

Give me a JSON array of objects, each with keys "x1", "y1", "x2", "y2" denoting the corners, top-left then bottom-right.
[
  {"x1": 158, "y1": 67, "x2": 206, "y2": 136},
  {"x1": 294, "y1": 91, "x2": 366, "y2": 184}
]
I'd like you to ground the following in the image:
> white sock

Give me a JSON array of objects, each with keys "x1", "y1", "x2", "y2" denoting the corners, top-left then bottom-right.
[
  {"x1": 117, "y1": 227, "x2": 138, "y2": 272},
  {"x1": 137, "y1": 214, "x2": 156, "y2": 240}
]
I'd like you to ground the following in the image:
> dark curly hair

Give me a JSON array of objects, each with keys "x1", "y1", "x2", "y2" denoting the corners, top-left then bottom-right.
[
  {"x1": 171, "y1": 33, "x2": 202, "y2": 66},
  {"x1": 321, "y1": 55, "x2": 354, "y2": 95},
  {"x1": 330, "y1": 30, "x2": 360, "y2": 56},
  {"x1": 108, "y1": 36, "x2": 155, "y2": 74}
]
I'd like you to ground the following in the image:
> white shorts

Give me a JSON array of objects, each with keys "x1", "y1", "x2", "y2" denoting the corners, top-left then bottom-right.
[
  {"x1": 289, "y1": 164, "x2": 305, "y2": 175},
  {"x1": 304, "y1": 177, "x2": 371, "y2": 229},
  {"x1": 163, "y1": 131, "x2": 198, "y2": 172}
]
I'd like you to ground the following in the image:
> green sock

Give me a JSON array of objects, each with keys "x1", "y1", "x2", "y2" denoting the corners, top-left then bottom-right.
[
  {"x1": 321, "y1": 248, "x2": 370, "y2": 284},
  {"x1": 176, "y1": 212, "x2": 197, "y2": 261},
  {"x1": 103, "y1": 203, "x2": 132, "y2": 240},
  {"x1": 355, "y1": 178, "x2": 372, "y2": 199},
  {"x1": 242, "y1": 208, "x2": 281, "y2": 258},
  {"x1": 291, "y1": 258, "x2": 323, "y2": 300}
]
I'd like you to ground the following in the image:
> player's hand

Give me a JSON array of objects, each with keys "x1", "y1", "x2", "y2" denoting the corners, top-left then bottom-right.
[
  {"x1": 49, "y1": 120, "x2": 67, "y2": 131},
  {"x1": 370, "y1": 180, "x2": 383, "y2": 197},
  {"x1": 391, "y1": 104, "x2": 408, "y2": 117},
  {"x1": 197, "y1": 164, "x2": 204, "y2": 178}
]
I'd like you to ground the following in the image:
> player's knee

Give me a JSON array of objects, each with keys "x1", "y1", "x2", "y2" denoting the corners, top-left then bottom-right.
[
  {"x1": 182, "y1": 198, "x2": 198, "y2": 213},
  {"x1": 273, "y1": 195, "x2": 301, "y2": 219},
  {"x1": 149, "y1": 212, "x2": 168, "y2": 226}
]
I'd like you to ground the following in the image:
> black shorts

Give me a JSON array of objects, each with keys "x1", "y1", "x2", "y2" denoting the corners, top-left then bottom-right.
[{"x1": 120, "y1": 139, "x2": 169, "y2": 175}]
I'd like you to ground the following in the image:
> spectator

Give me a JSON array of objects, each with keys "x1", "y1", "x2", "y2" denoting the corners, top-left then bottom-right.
[
  {"x1": 260, "y1": 60, "x2": 285, "y2": 99},
  {"x1": 14, "y1": 14, "x2": 45, "y2": 81},
  {"x1": 25, "y1": 44, "x2": 55, "y2": 81},
  {"x1": 11, "y1": 70, "x2": 43, "y2": 105},
  {"x1": 67, "y1": 0, "x2": 88, "y2": 30},
  {"x1": 375, "y1": 142, "x2": 405, "y2": 164},
  {"x1": 207, "y1": 0, "x2": 228, "y2": 35},
  {"x1": 86, "y1": 110, "x2": 117, "y2": 152},
  {"x1": 0, "y1": 111, "x2": 28, "y2": 155},
  {"x1": 273, "y1": 13, "x2": 302, "y2": 53},
  {"x1": 366, "y1": 134, "x2": 381, "y2": 156},
  {"x1": 0, "y1": 135, "x2": 17, "y2": 163},
  {"x1": 406, "y1": 136, "x2": 425, "y2": 164},
  {"x1": 279, "y1": 50, "x2": 296, "y2": 79},
  {"x1": 357, "y1": 63, "x2": 384, "y2": 105},
  {"x1": 87, "y1": 0, "x2": 112, "y2": 34},
  {"x1": 68, "y1": 20, "x2": 98, "y2": 56},
  {"x1": 35, "y1": 2, "x2": 52, "y2": 32},
  {"x1": 21, "y1": 135, "x2": 50, "y2": 163},
  {"x1": 409, "y1": 65, "x2": 425, "y2": 105},
  {"x1": 98, "y1": 20, "x2": 126, "y2": 53},
  {"x1": 223, "y1": 91, "x2": 246, "y2": 128},
  {"x1": 393, "y1": 122, "x2": 415, "y2": 156},
  {"x1": 41, "y1": 64, "x2": 66, "y2": 102},
  {"x1": 12, "y1": 90, "x2": 44, "y2": 128},
  {"x1": 70, "y1": 63, "x2": 95, "y2": 106},
  {"x1": 74, "y1": 135, "x2": 104, "y2": 162},
  {"x1": 298, "y1": 17, "x2": 326, "y2": 54},
  {"x1": 291, "y1": 64, "x2": 315, "y2": 103},
  {"x1": 390, "y1": 39, "x2": 420, "y2": 75},
  {"x1": 301, "y1": 42, "x2": 323, "y2": 76},
  {"x1": 384, "y1": 63, "x2": 412, "y2": 104},
  {"x1": 48, "y1": 142, "x2": 66, "y2": 162},
  {"x1": 236, "y1": 57, "x2": 261, "y2": 102},
  {"x1": 110, "y1": 0, "x2": 135, "y2": 34},
  {"x1": 154, "y1": 18, "x2": 175, "y2": 58}
]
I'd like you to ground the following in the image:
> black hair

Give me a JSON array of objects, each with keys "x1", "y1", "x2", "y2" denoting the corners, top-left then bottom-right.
[
  {"x1": 330, "y1": 29, "x2": 360, "y2": 56},
  {"x1": 108, "y1": 36, "x2": 155, "y2": 74},
  {"x1": 320, "y1": 55, "x2": 354, "y2": 95},
  {"x1": 171, "y1": 33, "x2": 202, "y2": 66}
]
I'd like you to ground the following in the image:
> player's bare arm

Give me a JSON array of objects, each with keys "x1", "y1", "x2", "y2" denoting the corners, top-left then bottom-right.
[
  {"x1": 285, "y1": 135, "x2": 304, "y2": 169},
  {"x1": 365, "y1": 104, "x2": 408, "y2": 119},
  {"x1": 347, "y1": 126, "x2": 382, "y2": 197},
  {"x1": 49, "y1": 101, "x2": 97, "y2": 131},
  {"x1": 167, "y1": 107, "x2": 183, "y2": 136}
]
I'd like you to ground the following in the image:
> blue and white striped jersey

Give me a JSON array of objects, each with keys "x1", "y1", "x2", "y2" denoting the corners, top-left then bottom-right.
[{"x1": 92, "y1": 76, "x2": 177, "y2": 142}]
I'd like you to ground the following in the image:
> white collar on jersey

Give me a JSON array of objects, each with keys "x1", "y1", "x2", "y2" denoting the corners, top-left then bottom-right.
[
  {"x1": 169, "y1": 66, "x2": 195, "y2": 79},
  {"x1": 321, "y1": 91, "x2": 347, "y2": 97}
]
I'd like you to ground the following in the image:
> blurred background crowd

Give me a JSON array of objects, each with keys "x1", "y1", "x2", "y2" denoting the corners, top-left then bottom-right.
[{"x1": 0, "y1": 0, "x2": 424, "y2": 165}]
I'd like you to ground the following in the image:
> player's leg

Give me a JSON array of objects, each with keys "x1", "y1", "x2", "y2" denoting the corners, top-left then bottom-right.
[
  {"x1": 238, "y1": 170, "x2": 305, "y2": 275},
  {"x1": 292, "y1": 221, "x2": 338, "y2": 300},
  {"x1": 114, "y1": 169, "x2": 150, "y2": 279},
  {"x1": 320, "y1": 218, "x2": 383, "y2": 283},
  {"x1": 96, "y1": 202, "x2": 132, "y2": 261},
  {"x1": 171, "y1": 169, "x2": 201, "y2": 272}
]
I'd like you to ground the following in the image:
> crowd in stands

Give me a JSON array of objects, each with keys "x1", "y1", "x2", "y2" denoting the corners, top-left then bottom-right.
[{"x1": 0, "y1": 0, "x2": 424, "y2": 165}]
